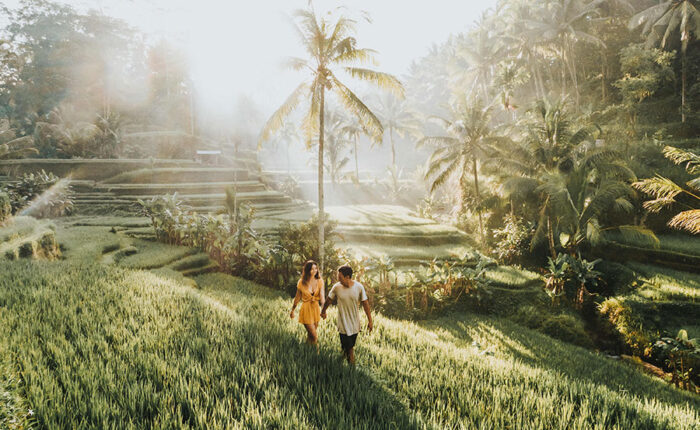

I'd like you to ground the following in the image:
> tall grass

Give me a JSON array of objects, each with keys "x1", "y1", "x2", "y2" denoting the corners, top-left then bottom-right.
[{"x1": 0, "y1": 257, "x2": 697, "y2": 429}]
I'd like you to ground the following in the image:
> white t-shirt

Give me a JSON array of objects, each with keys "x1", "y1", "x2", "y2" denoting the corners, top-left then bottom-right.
[{"x1": 327, "y1": 281, "x2": 368, "y2": 335}]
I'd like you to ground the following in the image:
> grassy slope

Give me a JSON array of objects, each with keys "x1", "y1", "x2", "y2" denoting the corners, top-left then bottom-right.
[{"x1": 0, "y1": 222, "x2": 698, "y2": 429}]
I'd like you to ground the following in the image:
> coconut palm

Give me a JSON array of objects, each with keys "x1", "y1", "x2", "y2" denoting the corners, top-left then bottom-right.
[
  {"x1": 629, "y1": 0, "x2": 700, "y2": 122},
  {"x1": 259, "y1": 6, "x2": 403, "y2": 269},
  {"x1": 525, "y1": 0, "x2": 606, "y2": 107},
  {"x1": 419, "y1": 97, "x2": 504, "y2": 242},
  {"x1": 338, "y1": 113, "x2": 364, "y2": 180},
  {"x1": 371, "y1": 92, "x2": 420, "y2": 170},
  {"x1": 491, "y1": 99, "x2": 654, "y2": 255},
  {"x1": 312, "y1": 111, "x2": 351, "y2": 186},
  {"x1": 451, "y1": 14, "x2": 506, "y2": 102},
  {"x1": 267, "y1": 120, "x2": 299, "y2": 175}
]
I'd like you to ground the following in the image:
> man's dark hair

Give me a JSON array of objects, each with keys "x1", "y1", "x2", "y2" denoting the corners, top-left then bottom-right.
[{"x1": 338, "y1": 265, "x2": 353, "y2": 278}]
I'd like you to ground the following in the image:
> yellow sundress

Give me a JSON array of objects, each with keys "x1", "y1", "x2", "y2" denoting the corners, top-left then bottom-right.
[{"x1": 296, "y1": 278, "x2": 322, "y2": 325}]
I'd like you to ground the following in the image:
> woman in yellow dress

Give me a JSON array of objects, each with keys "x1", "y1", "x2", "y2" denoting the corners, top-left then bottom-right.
[{"x1": 289, "y1": 260, "x2": 325, "y2": 346}]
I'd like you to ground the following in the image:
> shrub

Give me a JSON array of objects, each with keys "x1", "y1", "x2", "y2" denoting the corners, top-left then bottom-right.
[
  {"x1": 2, "y1": 170, "x2": 73, "y2": 218},
  {"x1": 0, "y1": 192, "x2": 10, "y2": 224},
  {"x1": 492, "y1": 214, "x2": 532, "y2": 265},
  {"x1": 598, "y1": 297, "x2": 653, "y2": 356},
  {"x1": 650, "y1": 329, "x2": 700, "y2": 391},
  {"x1": 545, "y1": 254, "x2": 602, "y2": 306}
]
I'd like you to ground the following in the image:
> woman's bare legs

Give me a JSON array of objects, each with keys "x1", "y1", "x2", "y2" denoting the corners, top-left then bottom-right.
[{"x1": 303, "y1": 323, "x2": 318, "y2": 347}]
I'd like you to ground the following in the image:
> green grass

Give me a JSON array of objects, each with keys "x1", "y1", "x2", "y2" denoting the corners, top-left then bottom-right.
[
  {"x1": 65, "y1": 216, "x2": 151, "y2": 228},
  {"x1": 626, "y1": 262, "x2": 700, "y2": 302},
  {"x1": 0, "y1": 217, "x2": 59, "y2": 261},
  {"x1": 605, "y1": 232, "x2": 700, "y2": 257},
  {"x1": 116, "y1": 239, "x2": 199, "y2": 269},
  {"x1": 0, "y1": 216, "x2": 51, "y2": 243},
  {"x1": 0, "y1": 259, "x2": 697, "y2": 429},
  {"x1": 484, "y1": 265, "x2": 542, "y2": 289},
  {"x1": 0, "y1": 220, "x2": 698, "y2": 429},
  {"x1": 345, "y1": 243, "x2": 478, "y2": 264}
]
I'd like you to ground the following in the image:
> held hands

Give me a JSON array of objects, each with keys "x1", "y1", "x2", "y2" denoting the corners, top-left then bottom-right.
[
  {"x1": 320, "y1": 311, "x2": 327, "y2": 320},
  {"x1": 289, "y1": 309, "x2": 295, "y2": 319},
  {"x1": 366, "y1": 320, "x2": 373, "y2": 333}
]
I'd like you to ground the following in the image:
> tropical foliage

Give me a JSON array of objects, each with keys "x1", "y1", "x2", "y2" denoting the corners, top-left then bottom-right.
[
  {"x1": 634, "y1": 145, "x2": 700, "y2": 234},
  {"x1": 258, "y1": 5, "x2": 403, "y2": 269}
]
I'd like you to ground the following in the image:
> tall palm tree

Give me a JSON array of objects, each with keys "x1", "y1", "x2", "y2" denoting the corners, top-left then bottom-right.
[
  {"x1": 525, "y1": 0, "x2": 605, "y2": 107},
  {"x1": 371, "y1": 92, "x2": 420, "y2": 170},
  {"x1": 267, "y1": 120, "x2": 299, "y2": 175},
  {"x1": 259, "y1": 6, "x2": 403, "y2": 269},
  {"x1": 629, "y1": 0, "x2": 700, "y2": 123},
  {"x1": 312, "y1": 111, "x2": 351, "y2": 185},
  {"x1": 338, "y1": 113, "x2": 364, "y2": 180},
  {"x1": 451, "y1": 13, "x2": 506, "y2": 102},
  {"x1": 491, "y1": 99, "x2": 653, "y2": 255},
  {"x1": 419, "y1": 97, "x2": 503, "y2": 242}
]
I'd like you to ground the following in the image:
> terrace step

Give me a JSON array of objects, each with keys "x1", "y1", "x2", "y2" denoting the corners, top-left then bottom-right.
[
  {"x1": 94, "y1": 181, "x2": 265, "y2": 196},
  {"x1": 102, "y1": 167, "x2": 252, "y2": 184}
]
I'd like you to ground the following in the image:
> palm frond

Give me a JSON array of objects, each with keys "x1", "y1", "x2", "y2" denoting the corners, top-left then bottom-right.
[
  {"x1": 663, "y1": 145, "x2": 700, "y2": 175},
  {"x1": 617, "y1": 225, "x2": 660, "y2": 247},
  {"x1": 642, "y1": 196, "x2": 676, "y2": 213},
  {"x1": 259, "y1": 82, "x2": 308, "y2": 148},
  {"x1": 580, "y1": 181, "x2": 632, "y2": 226},
  {"x1": 668, "y1": 209, "x2": 700, "y2": 234},
  {"x1": 284, "y1": 57, "x2": 311, "y2": 71},
  {"x1": 687, "y1": 177, "x2": 700, "y2": 192},
  {"x1": 344, "y1": 67, "x2": 405, "y2": 98},
  {"x1": 632, "y1": 175, "x2": 683, "y2": 200},
  {"x1": 329, "y1": 75, "x2": 383, "y2": 143},
  {"x1": 428, "y1": 158, "x2": 460, "y2": 193},
  {"x1": 417, "y1": 136, "x2": 459, "y2": 149},
  {"x1": 612, "y1": 197, "x2": 634, "y2": 213},
  {"x1": 301, "y1": 78, "x2": 323, "y2": 148},
  {"x1": 333, "y1": 47, "x2": 377, "y2": 65}
]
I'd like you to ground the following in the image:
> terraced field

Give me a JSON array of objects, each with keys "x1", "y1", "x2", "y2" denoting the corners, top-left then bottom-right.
[
  {"x1": 0, "y1": 220, "x2": 698, "y2": 429},
  {"x1": 0, "y1": 216, "x2": 60, "y2": 260},
  {"x1": 256, "y1": 205, "x2": 476, "y2": 266}
]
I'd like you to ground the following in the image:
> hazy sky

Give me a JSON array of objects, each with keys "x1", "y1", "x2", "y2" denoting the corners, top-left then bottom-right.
[{"x1": 2, "y1": 0, "x2": 498, "y2": 115}]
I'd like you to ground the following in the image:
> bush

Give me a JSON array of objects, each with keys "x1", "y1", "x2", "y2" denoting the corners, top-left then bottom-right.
[
  {"x1": 492, "y1": 214, "x2": 532, "y2": 265},
  {"x1": 0, "y1": 192, "x2": 10, "y2": 224},
  {"x1": 2, "y1": 170, "x2": 73, "y2": 217},
  {"x1": 545, "y1": 254, "x2": 602, "y2": 306}
]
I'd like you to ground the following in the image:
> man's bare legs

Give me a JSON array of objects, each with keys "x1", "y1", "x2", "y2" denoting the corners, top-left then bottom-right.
[{"x1": 342, "y1": 347, "x2": 355, "y2": 365}]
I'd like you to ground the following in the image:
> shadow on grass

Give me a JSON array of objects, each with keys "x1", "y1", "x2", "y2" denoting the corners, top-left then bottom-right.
[{"x1": 422, "y1": 313, "x2": 700, "y2": 409}]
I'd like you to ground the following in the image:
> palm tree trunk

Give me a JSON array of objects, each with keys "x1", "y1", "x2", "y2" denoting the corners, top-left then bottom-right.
[
  {"x1": 318, "y1": 88, "x2": 326, "y2": 273},
  {"x1": 354, "y1": 135, "x2": 359, "y2": 179},
  {"x1": 472, "y1": 156, "x2": 483, "y2": 243},
  {"x1": 682, "y1": 49, "x2": 686, "y2": 123},
  {"x1": 390, "y1": 127, "x2": 396, "y2": 169}
]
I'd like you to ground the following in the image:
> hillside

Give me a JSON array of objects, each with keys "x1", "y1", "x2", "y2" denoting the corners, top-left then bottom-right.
[{"x1": 0, "y1": 221, "x2": 698, "y2": 429}]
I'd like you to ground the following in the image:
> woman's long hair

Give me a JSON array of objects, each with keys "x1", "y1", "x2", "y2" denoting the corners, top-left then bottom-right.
[{"x1": 301, "y1": 260, "x2": 320, "y2": 285}]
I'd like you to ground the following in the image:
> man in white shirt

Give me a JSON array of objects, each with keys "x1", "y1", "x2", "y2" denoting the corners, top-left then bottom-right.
[{"x1": 320, "y1": 265, "x2": 373, "y2": 364}]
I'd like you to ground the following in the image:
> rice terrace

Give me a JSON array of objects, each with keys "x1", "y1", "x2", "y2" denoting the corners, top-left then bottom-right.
[{"x1": 1, "y1": 0, "x2": 700, "y2": 429}]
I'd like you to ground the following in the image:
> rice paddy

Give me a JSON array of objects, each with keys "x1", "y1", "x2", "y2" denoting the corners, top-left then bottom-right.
[{"x1": 1, "y1": 219, "x2": 698, "y2": 429}]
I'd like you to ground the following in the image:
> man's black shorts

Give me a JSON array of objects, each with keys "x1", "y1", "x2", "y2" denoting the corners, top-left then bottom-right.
[{"x1": 339, "y1": 333, "x2": 358, "y2": 351}]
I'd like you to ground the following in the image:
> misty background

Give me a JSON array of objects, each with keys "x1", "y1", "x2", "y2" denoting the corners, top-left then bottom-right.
[{"x1": 0, "y1": 0, "x2": 497, "y2": 175}]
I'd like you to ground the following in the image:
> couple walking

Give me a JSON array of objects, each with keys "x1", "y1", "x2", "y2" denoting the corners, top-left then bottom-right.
[{"x1": 289, "y1": 261, "x2": 372, "y2": 364}]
